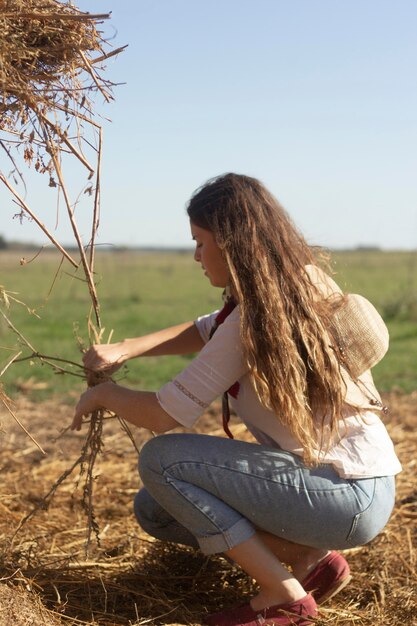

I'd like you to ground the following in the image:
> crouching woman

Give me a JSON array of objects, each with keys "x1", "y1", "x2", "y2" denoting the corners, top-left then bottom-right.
[{"x1": 72, "y1": 173, "x2": 401, "y2": 626}]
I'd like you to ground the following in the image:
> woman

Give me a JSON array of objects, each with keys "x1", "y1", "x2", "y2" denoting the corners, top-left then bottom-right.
[{"x1": 72, "y1": 173, "x2": 401, "y2": 626}]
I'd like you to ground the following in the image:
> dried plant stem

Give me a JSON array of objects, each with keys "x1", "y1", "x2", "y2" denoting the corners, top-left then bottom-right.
[
  {"x1": 80, "y1": 50, "x2": 111, "y2": 103},
  {"x1": 117, "y1": 416, "x2": 142, "y2": 455},
  {"x1": 11, "y1": 411, "x2": 109, "y2": 558},
  {"x1": 53, "y1": 100, "x2": 102, "y2": 128},
  {"x1": 81, "y1": 408, "x2": 104, "y2": 554},
  {"x1": 89, "y1": 126, "x2": 102, "y2": 271},
  {"x1": 12, "y1": 451, "x2": 85, "y2": 541},
  {"x1": 0, "y1": 350, "x2": 22, "y2": 377},
  {"x1": 0, "y1": 309, "x2": 37, "y2": 353},
  {"x1": 91, "y1": 44, "x2": 129, "y2": 65},
  {"x1": 13, "y1": 353, "x2": 86, "y2": 378},
  {"x1": 0, "y1": 173, "x2": 79, "y2": 268},
  {"x1": 0, "y1": 310, "x2": 87, "y2": 380},
  {"x1": 0, "y1": 391, "x2": 46, "y2": 455},
  {"x1": 0, "y1": 11, "x2": 110, "y2": 20},
  {"x1": 41, "y1": 125, "x2": 101, "y2": 327},
  {"x1": 38, "y1": 108, "x2": 95, "y2": 174}
]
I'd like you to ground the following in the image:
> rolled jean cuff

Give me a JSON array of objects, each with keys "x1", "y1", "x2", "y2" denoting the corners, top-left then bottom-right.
[{"x1": 197, "y1": 518, "x2": 255, "y2": 555}]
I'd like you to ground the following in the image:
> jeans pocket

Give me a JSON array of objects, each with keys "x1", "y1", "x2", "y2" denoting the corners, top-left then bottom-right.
[{"x1": 345, "y1": 477, "x2": 394, "y2": 546}]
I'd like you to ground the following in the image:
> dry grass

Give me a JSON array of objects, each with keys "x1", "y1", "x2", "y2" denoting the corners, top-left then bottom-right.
[
  {"x1": 0, "y1": 0, "x2": 113, "y2": 130},
  {"x1": 0, "y1": 391, "x2": 416, "y2": 625}
]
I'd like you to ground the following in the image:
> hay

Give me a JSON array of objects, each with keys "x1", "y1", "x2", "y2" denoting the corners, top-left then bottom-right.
[
  {"x1": 0, "y1": 0, "x2": 114, "y2": 126},
  {"x1": 0, "y1": 393, "x2": 416, "y2": 625},
  {"x1": 0, "y1": 0, "x2": 117, "y2": 202}
]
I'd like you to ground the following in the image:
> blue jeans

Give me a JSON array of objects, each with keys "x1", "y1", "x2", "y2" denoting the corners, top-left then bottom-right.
[{"x1": 135, "y1": 433, "x2": 395, "y2": 555}]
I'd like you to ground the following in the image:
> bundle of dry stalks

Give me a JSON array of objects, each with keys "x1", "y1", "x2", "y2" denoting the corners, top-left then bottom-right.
[
  {"x1": 1, "y1": 0, "x2": 108, "y2": 115},
  {"x1": 0, "y1": 0, "x2": 127, "y2": 554}
]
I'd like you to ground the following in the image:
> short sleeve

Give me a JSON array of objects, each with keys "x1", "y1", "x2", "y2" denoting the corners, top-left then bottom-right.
[
  {"x1": 194, "y1": 310, "x2": 219, "y2": 343},
  {"x1": 157, "y1": 306, "x2": 248, "y2": 428}
]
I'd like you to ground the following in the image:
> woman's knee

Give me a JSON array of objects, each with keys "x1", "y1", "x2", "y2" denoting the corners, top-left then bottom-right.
[
  {"x1": 134, "y1": 487, "x2": 199, "y2": 548},
  {"x1": 138, "y1": 433, "x2": 195, "y2": 484},
  {"x1": 133, "y1": 488, "x2": 174, "y2": 537},
  {"x1": 134, "y1": 487, "x2": 165, "y2": 533},
  {"x1": 133, "y1": 488, "x2": 150, "y2": 529},
  {"x1": 138, "y1": 434, "x2": 171, "y2": 482}
]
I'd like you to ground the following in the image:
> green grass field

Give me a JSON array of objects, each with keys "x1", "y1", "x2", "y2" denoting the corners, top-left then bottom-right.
[{"x1": 1, "y1": 248, "x2": 416, "y2": 400}]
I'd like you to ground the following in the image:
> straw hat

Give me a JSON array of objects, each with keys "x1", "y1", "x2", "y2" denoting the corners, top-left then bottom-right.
[{"x1": 331, "y1": 294, "x2": 389, "y2": 379}]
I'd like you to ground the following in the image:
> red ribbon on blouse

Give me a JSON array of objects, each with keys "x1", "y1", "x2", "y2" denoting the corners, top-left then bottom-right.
[{"x1": 209, "y1": 299, "x2": 240, "y2": 439}]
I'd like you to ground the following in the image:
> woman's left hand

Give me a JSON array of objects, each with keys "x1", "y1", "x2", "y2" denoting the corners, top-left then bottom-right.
[
  {"x1": 72, "y1": 381, "x2": 179, "y2": 434},
  {"x1": 72, "y1": 384, "x2": 106, "y2": 431}
]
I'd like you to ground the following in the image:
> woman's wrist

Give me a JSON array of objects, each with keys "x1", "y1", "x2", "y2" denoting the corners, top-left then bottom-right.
[
  {"x1": 96, "y1": 380, "x2": 117, "y2": 403},
  {"x1": 119, "y1": 337, "x2": 143, "y2": 360}
]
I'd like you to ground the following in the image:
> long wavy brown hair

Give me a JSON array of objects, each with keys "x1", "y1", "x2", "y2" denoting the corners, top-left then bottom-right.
[{"x1": 187, "y1": 173, "x2": 345, "y2": 463}]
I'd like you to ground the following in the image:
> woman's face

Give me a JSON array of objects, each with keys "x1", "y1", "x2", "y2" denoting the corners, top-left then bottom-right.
[{"x1": 190, "y1": 222, "x2": 229, "y2": 288}]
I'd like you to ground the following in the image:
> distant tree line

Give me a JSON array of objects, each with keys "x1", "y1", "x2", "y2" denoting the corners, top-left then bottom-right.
[{"x1": 0, "y1": 235, "x2": 7, "y2": 250}]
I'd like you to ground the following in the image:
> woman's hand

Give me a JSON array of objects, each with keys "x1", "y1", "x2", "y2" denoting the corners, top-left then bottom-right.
[
  {"x1": 72, "y1": 381, "x2": 179, "y2": 433},
  {"x1": 83, "y1": 343, "x2": 129, "y2": 377},
  {"x1": 81, "y1": 323, "x2": 203, "y2": 383},
  {"x1": 71, "y1": 383, "x2": 109, "y2": 431}
]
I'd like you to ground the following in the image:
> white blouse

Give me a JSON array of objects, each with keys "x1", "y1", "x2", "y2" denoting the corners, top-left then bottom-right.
[{"x1": 157, "y1": 306, "x2": 402, "y2": 479}]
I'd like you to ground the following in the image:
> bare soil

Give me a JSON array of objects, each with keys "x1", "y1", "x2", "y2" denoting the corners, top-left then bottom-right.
[{"x1": 0, "y1": 391, "x2": 416, "y2": 625}]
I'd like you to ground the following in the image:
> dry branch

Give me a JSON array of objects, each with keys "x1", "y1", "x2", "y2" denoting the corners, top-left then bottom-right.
[
  {"x1": 0, "y1": 173, "x2": 79, "y2": 267},
  {"x1": 0, "y1": 0, "x2": 126, "y2": 554}
]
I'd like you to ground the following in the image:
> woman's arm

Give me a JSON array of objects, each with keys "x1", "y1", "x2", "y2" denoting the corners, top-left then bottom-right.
[
  {"x1": 83, "y1": 321, "x2": 205, "y2": 375},
  {"x1": 71, "y1": 381, "x2": 179, "y2": 433}
]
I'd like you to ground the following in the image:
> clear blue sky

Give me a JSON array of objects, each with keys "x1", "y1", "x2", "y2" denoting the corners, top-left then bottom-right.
[{"x1": 2, "y1": 0, "x2": 416, "y2": 249}]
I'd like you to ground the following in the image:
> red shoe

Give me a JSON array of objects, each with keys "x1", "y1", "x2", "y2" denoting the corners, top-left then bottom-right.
[
  {"x1": 203, "y1": 593, "x2": 317, "y2": 626},
  {"x1": 302, "y1": 551, "x2": 351, "y2": 603}
]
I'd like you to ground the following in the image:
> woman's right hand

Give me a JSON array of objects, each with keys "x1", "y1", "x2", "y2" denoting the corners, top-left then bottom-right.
[
  {"x1": 83, "y1": 342, "x2": 129, "y2": 377},
  {"x1": 81, "y1": 321, "x2": 201, "y2": 384}
]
